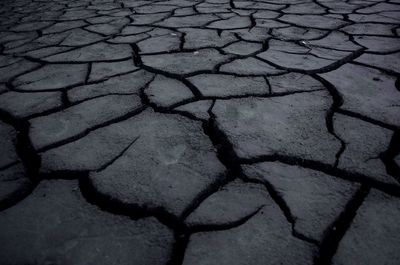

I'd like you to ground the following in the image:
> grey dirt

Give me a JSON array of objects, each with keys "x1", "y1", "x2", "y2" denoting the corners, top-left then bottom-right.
[{"x1": 0, "y1": 0, "x2": 399, "y2": 264}]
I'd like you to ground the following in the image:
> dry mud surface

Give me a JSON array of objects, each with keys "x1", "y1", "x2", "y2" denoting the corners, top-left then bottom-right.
[{"x1": 0, "y1": 0, "x2": 399, "y2": 264}]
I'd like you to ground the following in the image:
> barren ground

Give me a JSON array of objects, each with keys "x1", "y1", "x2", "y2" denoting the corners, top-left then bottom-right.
[{"x1": 0, "y1": 0, "x2": 399, "y2": 264}]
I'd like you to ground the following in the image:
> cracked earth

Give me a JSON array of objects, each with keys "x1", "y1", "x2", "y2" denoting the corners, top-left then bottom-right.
[{"x1": 0, "y1": 0, "x2": 399, "y2": 264}]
